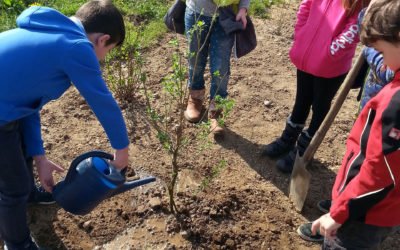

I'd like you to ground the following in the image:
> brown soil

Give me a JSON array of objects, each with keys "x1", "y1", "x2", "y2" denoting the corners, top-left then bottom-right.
[{"x1": 2, "y1": 2, "x2": 399, "y2": 250}]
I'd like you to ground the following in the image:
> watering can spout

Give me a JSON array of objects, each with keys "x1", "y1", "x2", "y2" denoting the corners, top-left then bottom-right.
[{"x1": 113, "y1": 176, "x2": 157, "y2": 196}]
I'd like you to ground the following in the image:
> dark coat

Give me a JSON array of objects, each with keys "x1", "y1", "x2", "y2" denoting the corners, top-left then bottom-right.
[
  {"x1": 164, "y1": 0, "x2": 186, "y2": 35},
  {"x1": 218, "y1": 7, "x2": 257, "y2": 58}
]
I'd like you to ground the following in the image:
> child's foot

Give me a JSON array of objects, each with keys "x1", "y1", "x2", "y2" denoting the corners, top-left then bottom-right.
[
  {"x1": 28, "y1": 186, "x2": 55, "y2": 205},
  {"x1": 4, "y1": 235, "x2": 40, "y2": 250},
  {"x1": 297, "y1": 222, "x2": 324, "y2": 242},
  {"x1": 317, "y1": 199, "x2": 331, "y2": 213}
]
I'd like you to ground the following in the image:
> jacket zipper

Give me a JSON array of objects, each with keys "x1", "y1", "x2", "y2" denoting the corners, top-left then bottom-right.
[{"x1": 338, "y1": 150, "x2": 355, "y2": 193}]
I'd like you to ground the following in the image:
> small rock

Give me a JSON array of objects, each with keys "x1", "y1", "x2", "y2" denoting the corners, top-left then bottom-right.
[
  {"x1": 180, "y1": 230, "x2": 191, "y2": 239},
  {"x1": 136, "y1": 205, "x2": 147, "y2": 215},
  {"x1": 163, "y1": 243, "x2": 176, "y2": 250},
  {"x1": 225, "y1": 239, "x2": 235, "y2": 248},
  {"x1": 82, "y1": 220, "x2": 92, "y2": 229},
  {"x1": 202, "y1": 207, "x2": 211, "y2": 215},
  {"x1": 121, "y1": 211, "x2": 129, "y2": 220},
  {"x1": 209, "y1": 209, "x2": 218, "y2": 216},
  {"x1": 212, "y1": 233, "x2": 223, "y2": 243},
  {"x1": 79, "y1": 104, "x2": 89, "y2": 110},
  {"x1": 263, "y1": 100, "x2": 271, "y2": 107},
  {"x1": 149, "y1": 197, "x2": 162, "y2": 209}
]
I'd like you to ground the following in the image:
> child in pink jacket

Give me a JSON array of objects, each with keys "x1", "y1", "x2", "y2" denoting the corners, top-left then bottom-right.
[{"x1": 262, "y1": 0, "x2": 370, "y2": 173}]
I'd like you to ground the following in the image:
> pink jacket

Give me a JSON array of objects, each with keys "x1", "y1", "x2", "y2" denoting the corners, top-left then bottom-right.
[{"x1": 289, "y1": 0, "x2": 361, "y2": 78}]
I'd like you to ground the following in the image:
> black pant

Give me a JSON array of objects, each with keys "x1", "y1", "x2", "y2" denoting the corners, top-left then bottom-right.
[
  {"x1": 290, "y1": 70, "x2": 346, "y2": 136},
  {"x1": 0, "y1": 121, "x2": 33, "y2": 248},
  {"x1": 322, "y1": 220, "x2": 396, "y2": 249}
]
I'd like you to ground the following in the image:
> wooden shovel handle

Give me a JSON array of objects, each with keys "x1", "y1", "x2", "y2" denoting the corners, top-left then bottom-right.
[{"x1": 302, "y1": 52, "x2": 365, "y2": 163}]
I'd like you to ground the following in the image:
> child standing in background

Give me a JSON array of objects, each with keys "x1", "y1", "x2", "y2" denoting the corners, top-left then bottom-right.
[
  {"x1": 299, "y1": 1, "x2": 400, "y2": 248},
  {"x1": 262, "y1": 0, "x2": 370, "y2": 173},
  {"x1": 359, "y1": 46, "x2": 394, "y2": 108},
  {"x1": 184, "y1": 0, "x2": 249, "y2": 136}
]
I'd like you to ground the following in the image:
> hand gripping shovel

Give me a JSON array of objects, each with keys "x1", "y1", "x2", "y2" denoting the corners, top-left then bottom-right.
[{"x1": 289, "y1": 52, "x2": 365, "y2": 211}]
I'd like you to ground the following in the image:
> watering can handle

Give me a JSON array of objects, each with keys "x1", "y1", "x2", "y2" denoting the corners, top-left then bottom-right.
[{"x1": 64, "y1": 151, "x2": 114, "y2": 183}]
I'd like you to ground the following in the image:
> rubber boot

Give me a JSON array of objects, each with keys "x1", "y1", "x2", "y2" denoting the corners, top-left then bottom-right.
[
  {"x1": 184, "y1": 89, "x2": 205, "y2": 123},
  {"x1": 209, "y1": 100, "x2": 224, "y2": 137},
  {"x1": 261, "y1": 118, "x2": 304, "y2": 158},
  {"x1": 276, "y1": 130, "x2": 312, "y2": 173}
]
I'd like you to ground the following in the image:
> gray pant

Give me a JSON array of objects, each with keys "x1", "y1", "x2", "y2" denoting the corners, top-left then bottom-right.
[{"x1": 323, "y1": 220, "x2": 396, "y2": 250}]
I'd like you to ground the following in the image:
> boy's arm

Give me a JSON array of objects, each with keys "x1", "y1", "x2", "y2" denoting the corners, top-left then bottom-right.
[
  {"x1": 293, "y1": 0, "x2": 312, "y2": 33},
  {"x1": 20, "y1": 111, "x2": 45, "y2": 157},
  {"x1": 330, "y1": 91, "x2": 400, "y2": 224},
  {"x1": 63, "y1": 42, "x2": 130, "y2": 161}
]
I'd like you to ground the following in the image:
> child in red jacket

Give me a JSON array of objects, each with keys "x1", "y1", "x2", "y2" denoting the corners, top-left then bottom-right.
[
  {"x1": 299, "y1": 0, "x2": 400, "y2": 248},
  {"x1": 262, "y1": 0, "x2": 370, "y2": 173}
]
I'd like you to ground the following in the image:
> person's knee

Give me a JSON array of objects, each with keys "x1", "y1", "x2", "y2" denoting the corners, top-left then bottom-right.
[{"x1": 0, "y1": 180, "x2": 31, "y2": 205}]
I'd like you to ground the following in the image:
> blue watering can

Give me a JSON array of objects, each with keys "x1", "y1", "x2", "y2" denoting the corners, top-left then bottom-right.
[{"x1": 52, "y1": 151, "x2": 156, "y2": 215}]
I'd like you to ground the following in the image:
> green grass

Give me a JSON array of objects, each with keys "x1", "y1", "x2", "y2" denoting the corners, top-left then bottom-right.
[
  {"x1": 249, "y1": 0, "x2": 286, "y2": 18},
  {"x1": 0, "y1": 0, "x2": 169, "y2": 49},
  {"x1": 0, "y1": 0, "x2": 283, "y2": 49}
]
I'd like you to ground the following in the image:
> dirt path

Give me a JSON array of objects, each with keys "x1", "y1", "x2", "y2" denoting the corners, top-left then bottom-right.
[{"x1": 2, "y1": 2, "x2": 399, "y2": 250}]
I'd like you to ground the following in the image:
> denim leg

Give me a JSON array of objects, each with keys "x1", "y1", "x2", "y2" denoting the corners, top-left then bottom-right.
[
  {"x1": 0, "y1": 122, "x2": 32, "y2": 247},
  {"x1": 209, "y1": 19, "x2": 234, "y2": 99},
  {"x1": 185, "y1": 8, "x2": 212, "y2": 91}
]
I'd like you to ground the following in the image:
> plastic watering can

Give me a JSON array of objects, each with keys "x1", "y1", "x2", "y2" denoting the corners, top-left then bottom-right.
[{"x1": 52, "y1": 151, "x2": 156, "y2": 215}]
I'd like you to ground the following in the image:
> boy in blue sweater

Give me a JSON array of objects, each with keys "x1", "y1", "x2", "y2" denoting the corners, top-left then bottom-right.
[{"x1": 0, "y1": 1, "x2": 129, "y2": 249}]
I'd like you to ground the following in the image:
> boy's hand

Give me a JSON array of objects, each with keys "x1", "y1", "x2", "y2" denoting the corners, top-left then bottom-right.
[
  {"x1": 311, "y1": 213, "x2": 342, "y2": 238},
  {"x1": 236, "y1": 8, "x2": 247, "y2": 29},
  {"x1": 33, "y1": 155, "x2": 64, "y2": 193},
  {"x1": 111, "y1": 146, "x2": 129, "y2": 170}
]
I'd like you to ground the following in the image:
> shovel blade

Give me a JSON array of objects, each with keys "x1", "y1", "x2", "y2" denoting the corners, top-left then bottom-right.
[{"x1": 289, "y1": 152, "x2": 312, "y2": 212}]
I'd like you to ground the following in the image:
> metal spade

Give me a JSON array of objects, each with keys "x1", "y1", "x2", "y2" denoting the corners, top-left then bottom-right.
[{"x1": 289, "y1": 52, "x2": 365, "y2": 211}]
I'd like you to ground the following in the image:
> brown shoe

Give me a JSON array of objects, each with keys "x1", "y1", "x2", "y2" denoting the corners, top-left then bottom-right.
[
  {"x1": 184, "y1": 89, "x2": 205, "y2": 123},
  {"x1": 209, "y1": 100, "x2": 224, "y2": 136}
]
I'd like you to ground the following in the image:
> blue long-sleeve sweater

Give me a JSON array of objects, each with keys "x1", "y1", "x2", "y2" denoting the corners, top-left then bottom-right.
[
  {"x1": 0, "y1": 6, "x2": 129, "y2": 156},
  {"x1": 360, "y1": 47, "x2": 394, "y2": 108}
]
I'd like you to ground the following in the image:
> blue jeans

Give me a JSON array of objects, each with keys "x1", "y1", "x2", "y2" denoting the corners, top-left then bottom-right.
[
  {"x1": 0, "y1": 121, "x2": 33, "y2": 249},
  {"x1": 185, "y1": 8, "x2": 234, "y2": 99}
]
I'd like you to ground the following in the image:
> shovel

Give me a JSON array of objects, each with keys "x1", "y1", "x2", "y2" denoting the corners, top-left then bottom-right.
[{"x1": 289, "y1": 52, "x2": 365, "y2": 211}]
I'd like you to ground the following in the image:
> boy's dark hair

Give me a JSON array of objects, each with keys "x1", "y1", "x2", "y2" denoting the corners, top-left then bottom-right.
[
  {"x1": 360, "y1": 0, "x2": 400, "y2": 46},
  {"x1": 75, "y1": 0, "x2": 125, "y2": 46}
]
